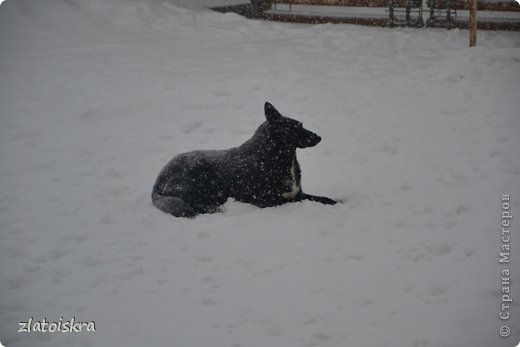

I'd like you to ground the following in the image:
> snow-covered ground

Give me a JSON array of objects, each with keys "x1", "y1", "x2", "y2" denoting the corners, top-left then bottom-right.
[{"x1": 1, "y1": 0, "x2": 519, "y2": 346}]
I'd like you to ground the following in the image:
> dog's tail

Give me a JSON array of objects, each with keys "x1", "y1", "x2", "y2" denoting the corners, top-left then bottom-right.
[{"x1": 152, "y1": 192, "x2": 197, "y2": 218}]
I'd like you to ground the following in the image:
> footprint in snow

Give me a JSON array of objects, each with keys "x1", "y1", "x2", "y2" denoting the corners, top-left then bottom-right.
[
  {"x1": 100, "y1": 213, "x2": 114, "y2": 225},
  {"x1": 196, "y1": 255, "x2": 212, "y2": 263},
  {"x1": 197, "y1": 232, "x2": 211, "y2": 240},
  {"x1": 180, "y1": 120, "x2": 202, "y2": 134},
  {"x1": 265, "y1": 325, "x2": 283, "y2": 337},
  {"x1": 311, "y1": 332, "x2": 334, "y2": 342},
  {"x1": 22, "y1": 264, "x2": 41, "y2": 273},
  {"x1": 399, "y1": 182, "x2": 413, "y2": 191},
  {"x1": 201, "y1": 298, "x2": 217, "y2": 306}
]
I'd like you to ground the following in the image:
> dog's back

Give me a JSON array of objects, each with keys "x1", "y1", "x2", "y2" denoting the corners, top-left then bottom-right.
[{"x1": 152, "y1": 150, "x2": 228, "y2": 217}]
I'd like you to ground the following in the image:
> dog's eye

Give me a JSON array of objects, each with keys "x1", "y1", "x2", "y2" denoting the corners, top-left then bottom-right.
[{"x1": 297, "y1": 122, "x2": 303, "y2": 128}]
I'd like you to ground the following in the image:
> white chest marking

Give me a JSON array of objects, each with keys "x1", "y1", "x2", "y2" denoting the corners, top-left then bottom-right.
[{"x1": 281, "y1": 158, "x2": 300, "y2": 199}]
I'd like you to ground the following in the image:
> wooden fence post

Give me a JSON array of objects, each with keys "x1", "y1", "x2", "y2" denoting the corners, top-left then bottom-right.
[{"x1": 469, "y1": 0, "x2": 477, "y2": 47}]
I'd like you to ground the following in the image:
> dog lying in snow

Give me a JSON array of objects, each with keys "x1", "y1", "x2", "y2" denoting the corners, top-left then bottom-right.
[{"x1": 152, "y1": 102, "x2": 337, "y2": 217}]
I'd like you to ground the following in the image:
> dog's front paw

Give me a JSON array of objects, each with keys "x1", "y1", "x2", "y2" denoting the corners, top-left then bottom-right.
[{"x1": 321, "y1": 197, "x2": 338, "y2": 205}]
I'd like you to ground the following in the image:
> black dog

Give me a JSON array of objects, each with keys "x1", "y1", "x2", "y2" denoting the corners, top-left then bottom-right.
[{"x1": 152, "y1": 102, "x2": 337, "y2": 217}]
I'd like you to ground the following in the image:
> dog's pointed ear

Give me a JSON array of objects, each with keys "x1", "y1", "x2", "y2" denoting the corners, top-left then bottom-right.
[{"x1": 265, "y1": 102, "x2": 282, "y2": 123}]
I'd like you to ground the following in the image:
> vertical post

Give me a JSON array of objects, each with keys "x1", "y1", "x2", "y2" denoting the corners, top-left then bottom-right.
[
  {"x1": 429, "y1": 0, "x2": 436, "y2": 27},
  {"x1": 389, "y1": 0, "x2": 395, "y2": 27},
  {"x1": 447, "y1": 0, "x2": 452, "y2": 29},
  {"x1": 469, "y1": 0, "x2": 477, "y2": 47},
  {"x1": 406, "y1": 0, "x2": 411, "y2": 26}
]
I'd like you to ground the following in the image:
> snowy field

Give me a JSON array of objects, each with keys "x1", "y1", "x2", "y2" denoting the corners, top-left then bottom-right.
[{"x1": 1, "y1": 0, "x2": 520, "y2": 346}]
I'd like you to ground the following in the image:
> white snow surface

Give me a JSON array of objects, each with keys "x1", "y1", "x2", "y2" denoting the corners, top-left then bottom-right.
[{"x1": 1, "y1": 0, "x2": 520, "y2": 346}]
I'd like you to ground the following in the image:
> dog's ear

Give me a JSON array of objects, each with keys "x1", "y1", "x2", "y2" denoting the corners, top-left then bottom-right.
[{"x1": 264, "y1": 102, "x2": 282, "y2": 123}]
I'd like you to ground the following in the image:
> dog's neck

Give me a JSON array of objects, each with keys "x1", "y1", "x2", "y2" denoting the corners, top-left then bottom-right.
[{"x1": 241, "y1": 123, "x2": 296, "y2": 162}]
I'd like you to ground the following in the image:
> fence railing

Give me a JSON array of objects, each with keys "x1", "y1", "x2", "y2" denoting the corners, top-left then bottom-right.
[{"x1": 268, "y1": 0, "x2": 520, "y2": 28}]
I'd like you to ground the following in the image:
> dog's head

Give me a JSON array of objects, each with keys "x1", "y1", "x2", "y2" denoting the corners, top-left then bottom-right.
[{"x1": 264, "y1": 102, "x2": 321, "y2": 149}]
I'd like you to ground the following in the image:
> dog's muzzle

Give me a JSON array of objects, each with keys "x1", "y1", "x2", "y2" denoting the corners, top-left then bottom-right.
[{"x1": 299, "y1": 133, "x2": 321, "y2": 148}]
